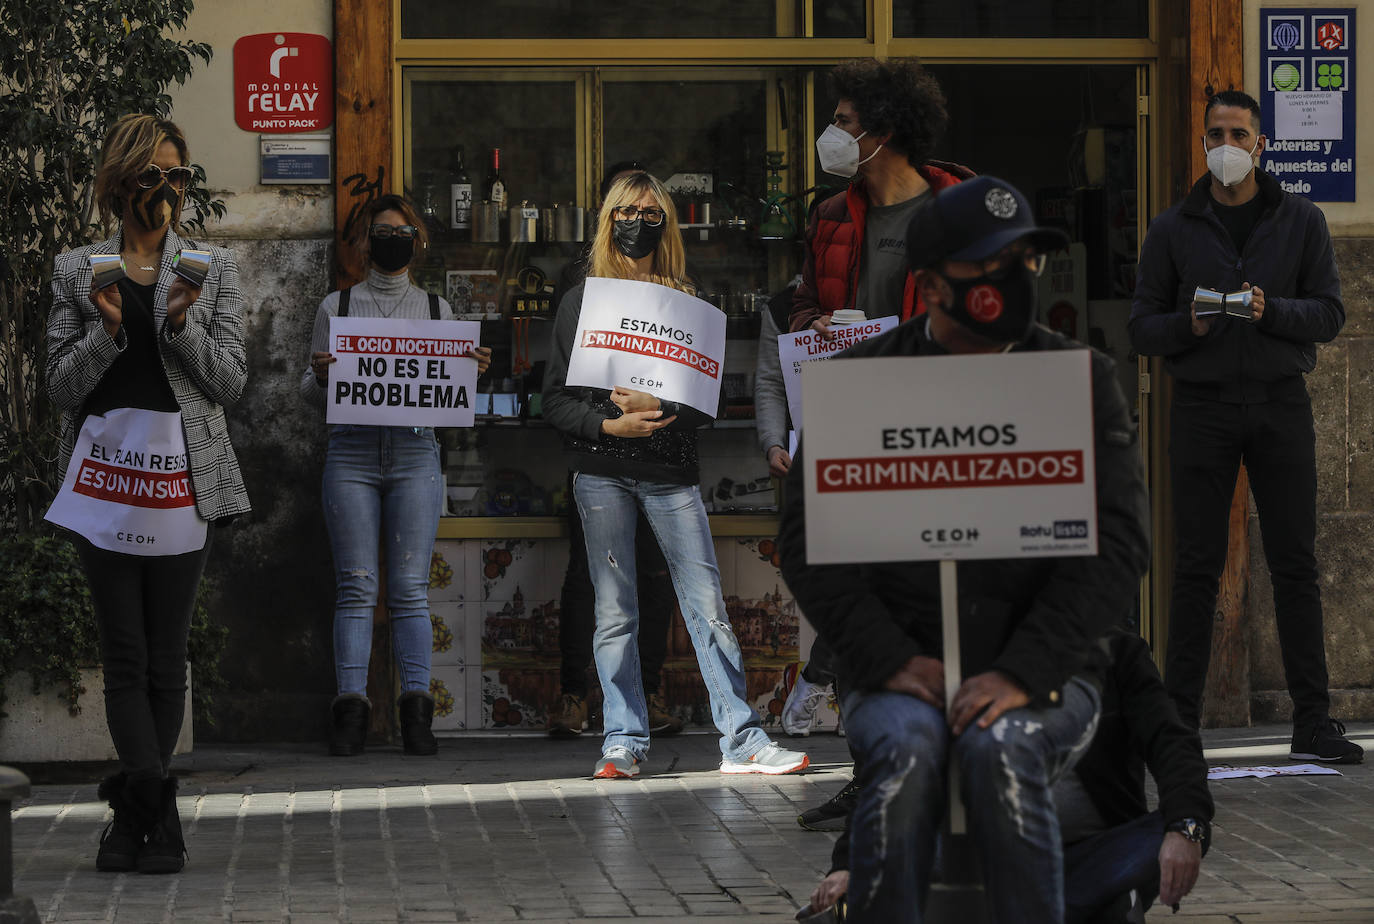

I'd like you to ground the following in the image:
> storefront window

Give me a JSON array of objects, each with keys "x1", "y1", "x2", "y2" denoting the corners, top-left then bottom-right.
[
  {"x1": 401, "y1": 0, "x2": 864, "y2": 39},
  {"x1": 893, "y1": 0, "x2": 1148, "y2": 38}
]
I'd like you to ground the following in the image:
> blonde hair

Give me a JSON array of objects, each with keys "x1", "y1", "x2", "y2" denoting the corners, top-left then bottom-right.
[
  {"x1": 589, "y1": 172, "x2": 693, "y2": 294},
  {"x1": 94, "y1": 114, "x2": 190, "y2": 231}
]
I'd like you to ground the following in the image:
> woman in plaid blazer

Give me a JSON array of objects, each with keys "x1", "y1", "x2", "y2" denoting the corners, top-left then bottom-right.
[{"x1": 45, "y1": 114, "x2": 250, "y2": 876}]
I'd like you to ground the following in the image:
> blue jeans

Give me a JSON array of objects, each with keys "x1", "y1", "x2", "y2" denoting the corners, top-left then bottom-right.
[
  {"x1": 1064, "y1": 811, "x2": 1163, "y2": 923},
  {"x1": 572, "y1": 472, "x2": 771, "y2": 762},
  {"x1": 323, "y1": 425, "x2": 442, "y2": 695},
  {"x1": 842, "y1": 677, "x2": 1100, "y2": 924}
]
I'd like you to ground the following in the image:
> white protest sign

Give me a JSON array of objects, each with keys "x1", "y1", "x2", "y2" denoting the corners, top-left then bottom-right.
[
  {"x1": 564, "y1": 277, "x2": 725, "y2": 417},
  {"x1": 778, "y1": 315, "x2": 899, "y2": 427},
  {"x1": 801, "y1": 351, "x2": 1096, "y2": 563},
  {"x1": 327, "y1": 317, "x2": 481, "y2": 426},
  {"x1": 45, "y1": 408, "x2": 207, "y2": 556}
]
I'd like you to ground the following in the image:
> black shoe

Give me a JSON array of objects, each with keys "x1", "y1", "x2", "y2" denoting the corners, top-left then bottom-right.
[
  {"x1": 1290, "y1": 718, "x2": 1364, "y2": 764},
  {"x1": 798, "y1": 778, "x2": 861, "y2": 831},
  {"x1": 131, "y1": 778, "x2": 185, "y2": 875},
  {"x1": 95, "y1": 773, "x2": 143, "y2": 872},
  {"x1": 330, "y1": 693, "x2": 371, "y2": 756},
  {"x1": 398, "y1": 690, "x2": 439, "y2": 756}
]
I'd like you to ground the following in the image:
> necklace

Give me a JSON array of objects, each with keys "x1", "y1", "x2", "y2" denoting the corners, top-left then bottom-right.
[{"x1": 367, "y1": 285, "x2": 408, "y2": 318}]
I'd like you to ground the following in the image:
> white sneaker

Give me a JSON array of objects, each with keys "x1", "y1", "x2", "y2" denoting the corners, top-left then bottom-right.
[
  {"x1": 721, "y1": 742, "x2": 810, "y2": 775},
  {"x1": 593, "y1": 746, "x2": 640, "y2": 779},
  {"x1": 782, "y1": 670, "x2": 830, "y2": 737}
]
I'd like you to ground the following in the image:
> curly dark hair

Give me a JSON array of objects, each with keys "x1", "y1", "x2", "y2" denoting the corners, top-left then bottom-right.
[{"x1": 828, "y1": 58, "x2": 948, "y2": 168}]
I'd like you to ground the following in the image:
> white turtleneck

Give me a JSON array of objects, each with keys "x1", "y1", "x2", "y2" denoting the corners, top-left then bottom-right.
[{"x1": 300, "y1": 268, "x2": 455, "y2": 409}]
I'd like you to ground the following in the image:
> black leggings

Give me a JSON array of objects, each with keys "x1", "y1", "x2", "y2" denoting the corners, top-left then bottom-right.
[{"x1": 77, "y1": 534, "x2": 212, "y2": 781}]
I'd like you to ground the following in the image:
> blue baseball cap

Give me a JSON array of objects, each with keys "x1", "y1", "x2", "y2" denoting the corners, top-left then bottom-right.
[{"x1": 906, "y1": 176, "x2": 1069, "y2": 269}]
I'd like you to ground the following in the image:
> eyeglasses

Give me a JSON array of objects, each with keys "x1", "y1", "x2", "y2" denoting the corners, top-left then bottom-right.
[
  {"x1": 613, "y1": 206, "x2": 666, "y2": 227},
  {"x1": 136, "y1": 164, "x2": 194, "y2": 190},
  {"x1": 369, "y1": 224, "x2": 420, "y2": 240}
]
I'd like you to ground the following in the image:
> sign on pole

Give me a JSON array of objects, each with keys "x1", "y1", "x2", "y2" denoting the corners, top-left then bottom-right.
[
  {"x1": 565, "y1": 277, "x2": 725, "y2": 417},
  {"x1": 777, "y1": 316, "x2": 899, "y2": 428},
  {"x1": 801, "y1": 351, "x2": 1097, "y2": 564},
  {"x1": 1260, "y1": 8, "x2": 1357, "y2": 201},
  {"x1": 327, "y1": 317, "x2": 481, "y2": 427}
]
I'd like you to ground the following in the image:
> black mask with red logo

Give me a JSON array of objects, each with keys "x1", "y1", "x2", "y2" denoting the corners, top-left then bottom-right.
[{"x1": 940, "y1": 263, "x2": 1038, "y2": 344}]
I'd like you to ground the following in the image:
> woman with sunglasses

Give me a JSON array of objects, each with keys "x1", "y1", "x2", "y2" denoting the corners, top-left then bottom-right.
[
  {"x1": 46, "y1": 114, "x2": 250, "y2": 873},
  {"x1": 302, "y1": 193, "x2": 490, "y2": 757},
  {"x1": 543, "y1": 171, "x2": 809, "y2": 779}
]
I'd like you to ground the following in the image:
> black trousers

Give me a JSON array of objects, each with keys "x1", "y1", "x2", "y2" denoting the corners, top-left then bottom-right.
[
  {"x1": 1164, "y1": 381, "x2": 1330, "y2": 730},
  {"x1": 558, "y1": 479, "x2": 674, "y2": 697},
  {"x1": 77, "y1": 533, "x2": 212, "y2": 781}
]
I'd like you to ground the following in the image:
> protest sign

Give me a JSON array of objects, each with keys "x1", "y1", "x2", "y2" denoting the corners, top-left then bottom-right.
[
  {"x1": 45, "y1": 408, "x2": 207, "y2": 556},
  {"x1": 564, "y1": 278, "x2": 725, "y2": 417},
  {"x1": 327, "y1": 317, "x2": 481, "y2": 426},
  {"x1": 778, "y1": 315, "x2": 899, "y2": 427},
  {"x1": 801, "y1": 351, "x2": 1096, "y2": 563}
]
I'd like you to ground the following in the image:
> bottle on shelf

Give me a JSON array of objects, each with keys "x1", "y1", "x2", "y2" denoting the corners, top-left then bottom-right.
[
  {"x1": 484, "y1": 147, "x2": 508, "y2": 211},
  {"x1": 449, "y1": 145, "x2": 472, "y2": 234}
]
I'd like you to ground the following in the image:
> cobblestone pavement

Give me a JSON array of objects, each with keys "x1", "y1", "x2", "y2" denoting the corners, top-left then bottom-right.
[{"x1": 11, "y1": 723, "x2": 1374, "y2": 922}]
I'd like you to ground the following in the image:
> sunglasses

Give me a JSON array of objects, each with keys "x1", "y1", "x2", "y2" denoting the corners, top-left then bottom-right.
[
  {"x1": 136, "y1": 164, "x2": 194, "y2": 191},
  {"x1": 369, "y1": 224, "x2": 420, "y2": 240}
]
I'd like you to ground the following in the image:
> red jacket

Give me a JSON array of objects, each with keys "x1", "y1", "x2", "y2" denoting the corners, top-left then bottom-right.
[{"x1": 789, "y1": 161, "x2": 973, "y2": 332}]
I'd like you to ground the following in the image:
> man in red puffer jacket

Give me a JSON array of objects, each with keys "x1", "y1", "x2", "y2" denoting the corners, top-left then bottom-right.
[{"x1": 792, "y1": 57, "x2": 973, "y2": 337}]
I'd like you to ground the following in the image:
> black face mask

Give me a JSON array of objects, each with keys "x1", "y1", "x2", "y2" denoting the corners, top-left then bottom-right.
[
  {"x1": 612, "y1": 219, "x2": 664, "y2": 260},
  {"x1": 369, "y1": 235, "x2": 415, "y2": 272},
  {"x1": 939, "y1": 264, "x2": 1038, "y2": 344}
]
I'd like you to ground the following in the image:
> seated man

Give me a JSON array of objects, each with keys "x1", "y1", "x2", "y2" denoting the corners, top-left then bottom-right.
[
  {"x1": 805, "y1": 629, "x2": 1215, "y2": 923},
  {"x1": 779, "y1": 177, "x2": 1152, "y2": 924}
]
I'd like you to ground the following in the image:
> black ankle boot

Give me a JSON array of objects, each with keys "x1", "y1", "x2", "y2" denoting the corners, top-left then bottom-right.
[
  {"x1": 131, "y1": 777, "x2": 185, "y2": 874},
  {"x1": 95, "y1": 773, "x2": 143, "y2": 872},
  {"x1": 398, "y1": 690, "x2": 438, "y2": 756},
  {"x1": 330, "y1": 693, "x2": 371, "y2": 756}
]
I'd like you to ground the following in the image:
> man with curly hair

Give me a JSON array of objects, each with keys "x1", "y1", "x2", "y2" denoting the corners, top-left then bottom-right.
[{"x1": 789, "y1": 57, "x2": 973, "y2": 337}]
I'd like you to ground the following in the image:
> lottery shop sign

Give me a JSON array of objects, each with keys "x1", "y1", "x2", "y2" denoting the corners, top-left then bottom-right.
[
  {"x1": 801, "y1": 351, "x2": 1097, "y2": 564},
  {"x1": 565, "y1": 277, "x2": 726, "y2": 418},
  {"x1": 234, "y1": 33, "x2": 333, "y2": 133},
  {"x1": 327, "y1": 317, "x2": 482, "y2": 427}
]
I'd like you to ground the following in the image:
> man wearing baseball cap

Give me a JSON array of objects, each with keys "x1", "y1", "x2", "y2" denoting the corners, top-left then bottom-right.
[{"x1": 779, "y1": 177, "x2": 1151, "y2": 923}]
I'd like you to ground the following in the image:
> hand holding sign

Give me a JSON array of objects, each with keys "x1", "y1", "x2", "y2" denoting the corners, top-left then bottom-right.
[{"x1": 604, "y1": 387, "x2": 676, "y2": 437}]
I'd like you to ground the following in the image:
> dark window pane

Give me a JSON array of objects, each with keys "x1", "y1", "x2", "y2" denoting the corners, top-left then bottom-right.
[
  {"x1": 894, "y1": 0, "x2": 1147, "y2": 37},
  {"x1": 814, "y1": 0, "x2": 867, "y2": 37},
  {"x1": 403, "y1": 0, "x2": 785, "y2": 39}
]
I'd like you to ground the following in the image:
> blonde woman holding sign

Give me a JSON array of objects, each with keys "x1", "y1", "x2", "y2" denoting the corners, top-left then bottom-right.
[
  {"x1": 302, "y1": 193, "x2": 490, "y2": 758},
  {"x1": 46, "y1": 114, "x2": 250, "y2": 874},
  {"x1": 542, "y1": 171, "x2": 808, "y2": 780}
]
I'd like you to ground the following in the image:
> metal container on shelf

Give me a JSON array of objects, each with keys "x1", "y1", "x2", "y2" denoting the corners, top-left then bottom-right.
[
  {"x1": 508, "y1": 201, "x2": 539, "y2": 242},
  {"x1": 551, "y1": 203, "x2": 585, "y2": 242},
  {"x1": 472, "y1": 202, "x2": 502, "y2": 242}
]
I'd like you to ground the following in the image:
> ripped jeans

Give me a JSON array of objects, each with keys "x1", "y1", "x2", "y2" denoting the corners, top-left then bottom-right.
[
  {"x1": 842, "y1": 677, "x2": 1100, "y2": 924},
  {"x1": 323, "y1": 425, "x2": 442, "y2": 696},
  {"x1": 572, "y1": 472, "x2": 771, "y2": 763}
]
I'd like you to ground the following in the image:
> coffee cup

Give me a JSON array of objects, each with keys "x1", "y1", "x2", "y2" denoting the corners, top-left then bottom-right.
[{"x1": 829, "y1": 308, "x2": 867, "y2": 326}]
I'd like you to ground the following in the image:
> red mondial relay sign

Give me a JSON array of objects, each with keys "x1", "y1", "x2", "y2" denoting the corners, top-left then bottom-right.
[{"x1": 234, "y1": 33, "x2": 333, "y2": 133}]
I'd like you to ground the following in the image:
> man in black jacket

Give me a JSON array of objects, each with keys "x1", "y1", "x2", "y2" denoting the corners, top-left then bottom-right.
[
  {"x1": 780, "y1": 177, "x2": 1151, "y2": 923},
  {"x1": 805, "y1": 630, "x2": 1214, "y2": 923},
  {"x1": 1129, "y1": 90, "x2": 1360, "y2": 763}
]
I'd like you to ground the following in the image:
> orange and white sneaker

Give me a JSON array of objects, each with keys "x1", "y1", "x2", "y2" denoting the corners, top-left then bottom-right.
[
  {"x1": 593, "y1": 746, "x2": 640, "y2": 779},
  {"x1": 720, "y1": 742, "x2": 809, "y2": 775}
]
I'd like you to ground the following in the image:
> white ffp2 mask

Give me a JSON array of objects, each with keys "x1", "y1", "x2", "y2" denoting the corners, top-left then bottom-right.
[
  {"x1": 816, "y1": 124, "x2": 882, "y2": 178},
  {"x1": 1205, "y1": 138, "x2": 1259, "y2": 187}
]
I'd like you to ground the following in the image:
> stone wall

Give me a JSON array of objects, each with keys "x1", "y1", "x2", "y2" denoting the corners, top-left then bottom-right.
[
  {"x1": 199, "y1": 237, "x2": 338, "y2": 740},
  {"x1": 1248, "y1": 238, "x2": 1374, "y2": 722}
]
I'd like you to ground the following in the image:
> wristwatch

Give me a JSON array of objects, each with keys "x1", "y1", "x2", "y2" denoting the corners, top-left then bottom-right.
[{"x1": 1166, "y1": 817, "x2": 1210, "y2": 845}]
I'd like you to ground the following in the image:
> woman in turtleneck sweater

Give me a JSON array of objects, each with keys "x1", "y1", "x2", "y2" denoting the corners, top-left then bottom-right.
[{"x1": 301, "y1": 193, "x2": 490, "y2": 756}]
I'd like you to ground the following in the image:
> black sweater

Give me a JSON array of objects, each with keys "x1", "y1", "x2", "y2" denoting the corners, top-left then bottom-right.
[
  {"x1": 541, "y1": 281, "x2": 714, "y2": 485},
  {"x1": 1128, "y1": 169, "x2": 1343, "y2": 386},
  {"x1": 779, "y1": 321, "x2": 1151, "y2": 706}
]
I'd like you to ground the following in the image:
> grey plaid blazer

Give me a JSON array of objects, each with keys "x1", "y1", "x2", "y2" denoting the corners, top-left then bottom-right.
[{"x1": 46, "y1": 228, "x2": 252, "y2": 522}]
